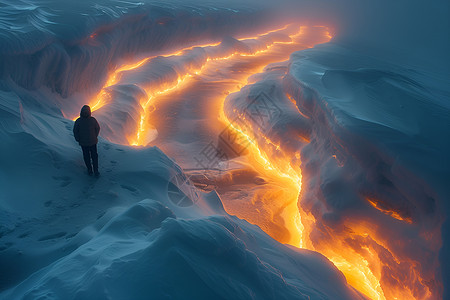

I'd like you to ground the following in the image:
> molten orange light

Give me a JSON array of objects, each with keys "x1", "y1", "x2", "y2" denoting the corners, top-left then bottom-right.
[
  {"x1": 128, "y1": 25, "x2": 310, "y2": 146},
  {"x1": 366, "y1": 198, "x2": 413, "y2": 224},
  {"x1": 67, "y1": 24, "x2": 439, "y2": 300},
  {"x1": 131, "y1": 73, "x2": 196, "y2": 146},
  {"x1": 220, "y1": 117, "x2": 304, "y2": 247}
]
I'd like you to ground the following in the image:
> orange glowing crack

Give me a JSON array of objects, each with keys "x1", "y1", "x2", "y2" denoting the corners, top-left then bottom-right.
[
  {"x1": 120, "y1": 25, "x2": 393, "y2": 300},
  {"x1": 75, "y1": 24, "x2": 432, "y2": 300},
  {"x1": 131, "y1": 73, "x2": 196, "y2": 145},
  {"x1": 85, "y1": 25, "x2": 296, "y2": 117},
  {"x1": 85, "y1": 24, "x2": 393, "y2": 300},
  {"x1": 125, "y1": 25, "x2": 313, "y2": 253},
  {"x1": 331, "y1": 257, "x2": 384, "y2": 300},
  {"x1": 366, "y1": 198, "x2": 413, "y2": 224},
  {"x1": 80, "y1": 25, "x2": 300, "y2": 124},
  {"x1": 247, "y1": 23, "x2": 292, "y2": 36},
  {"x1": 129, "y1": 26, "x2": 306, "y2": 146},
  {"x1": 86, "y1": 42, "x2": 226, "y2": 117},
  {"x1": 220, "y1": 114, "x2": 304, "y2": 247},
  {"x1": 225, "y1": 127, "x2": 389, "y2": 300},
  {"x1": 213, "y1": 54, "x2": 389, "y2": 300},
  {"x1": 209, "y1": 28, "x2": 397, "y2": 300}
]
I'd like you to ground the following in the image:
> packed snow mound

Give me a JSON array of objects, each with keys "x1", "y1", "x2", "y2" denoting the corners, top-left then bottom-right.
[
  {"x1": 0, "y1": 0, "x2": 276, "y2": 97},
  {"x1": 1, "y1": 0, "x2": 448, "y2": 299},
  {"x1": 286, "y1": 45, "x2": 449, "y2": 298},
  {"x1": 1, "y1": 196, "x2": 364, "y2": 300},
  {"x1": 223, "y1": 41, "x2": 449, "y2": 298},
  {"x1": 0, "y1": 26, "x2": 363, "y2": 300}
]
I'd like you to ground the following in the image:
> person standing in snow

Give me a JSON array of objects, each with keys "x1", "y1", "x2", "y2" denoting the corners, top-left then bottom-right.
[{"x1": 73, "y1": 105, "x2": 101, "y2": 177}]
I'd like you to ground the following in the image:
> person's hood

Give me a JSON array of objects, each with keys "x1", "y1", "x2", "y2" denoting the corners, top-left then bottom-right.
[{"x1": 80, "y1": 105, "x2": 91, "y2": 118}]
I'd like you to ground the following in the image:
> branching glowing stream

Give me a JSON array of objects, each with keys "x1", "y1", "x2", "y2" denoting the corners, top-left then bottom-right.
[{"x1": 65, "y1": 24, "x2": 434, "y2": 300}]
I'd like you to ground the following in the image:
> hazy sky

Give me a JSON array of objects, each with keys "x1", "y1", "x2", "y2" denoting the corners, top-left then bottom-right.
[{"x1": 270, "y1": 0, "x2": 450, "y2": 70}]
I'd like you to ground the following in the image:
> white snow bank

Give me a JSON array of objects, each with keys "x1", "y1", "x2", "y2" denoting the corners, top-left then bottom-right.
[
  {"x1": 88, "y1": 26, "x2": 304, "y2": 145},
  {"x1": 285, "y1": 43, "x2": 450, "y2": 298},
  {"x1": 2, "y1": 0, "x2": 448, "y2": 298},
  {"x1": 223, "y1": 41, "x2": 449, "y2": 298},
  {"x1": 0, "y1": 59, "x2": 363, "y2": 299},
  {"x1": 0, "y1": 94, "x2": 365, "y2": 298},
  {"x1": 2, "y1": 197, "x2": 363, "y2": 300},
  {"x1": 0, "y1": 0, "x2": 280, "y2": 98}
]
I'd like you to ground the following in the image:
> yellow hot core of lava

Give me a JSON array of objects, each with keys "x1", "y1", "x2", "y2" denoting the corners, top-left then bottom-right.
[{"x1": 74, "y1": 24, "x2": 434, "y2": 300}]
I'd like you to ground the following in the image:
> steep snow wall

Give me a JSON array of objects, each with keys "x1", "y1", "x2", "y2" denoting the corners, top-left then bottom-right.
[
  {"x1": 0, "y1": 0, "x2": 279, "y2": 98},
  {"x1": 286, "y1": 43, "x2": 450, "y2": 299},
  {"x1": 1, "y1": 0, "x2": 448, "y2": 299},
  {"x1": 0, "y1": 2, "x2": 368, "y2": 299},
  {"x1": 1, "y1": 199, "x2": 364, "y2": 300},
  {"x1": 0, "y1": 73, "x2": 365, "y2": 300},
  {"x1": 223, "y1": 42, "x2": 449, "y2": 299}
]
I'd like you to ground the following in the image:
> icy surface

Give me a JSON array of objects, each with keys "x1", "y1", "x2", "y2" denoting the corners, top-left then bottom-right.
[
  {"x1": 1, "y1": 0, "x2": 449, "y2": 299},
  {"x1": 223, "y1": 39, "x2": 449, "y2": 298},
  {"x1": 0, "y1": 88, "x2": 363, "y2": 299},
  {"x1": 286, "y1": 43, "x2": 450, "y2": 298},
  {"x1": 0, "y1": 75, "x2": 366, "y2": 298},
  {"x1": 0, "y1": 1, "x2": 366, "y2": 299}
]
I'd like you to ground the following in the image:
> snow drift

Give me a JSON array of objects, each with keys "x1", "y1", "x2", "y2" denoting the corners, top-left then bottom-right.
[
  {"x1": 1, "y1": 0, "x2": 449, "y2": 299},
  {"x1": 0, "y1": 1, "x2": 364, "y2": 299},
  {"x1": 223, "y1": 42, "x2": 449, "y2": 298}
]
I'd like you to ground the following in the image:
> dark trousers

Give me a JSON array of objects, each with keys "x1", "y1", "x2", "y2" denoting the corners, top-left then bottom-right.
[{"x1": 81, "y1": 144, "x2": 98, "y2": 173}]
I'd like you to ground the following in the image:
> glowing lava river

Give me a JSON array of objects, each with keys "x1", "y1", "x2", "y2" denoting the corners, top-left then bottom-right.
[{"x1": 63, "y1": 24, "x2": 437, "y2": 300}]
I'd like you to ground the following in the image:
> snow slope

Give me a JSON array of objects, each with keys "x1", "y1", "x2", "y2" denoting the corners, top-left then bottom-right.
[
  {"x1": 0, "y1": 79, "x2": 363, "y2": 299},
  {"x1": 0, "y1": 1, "x2": 365, "y2": 299},
  {"x1": 223, "y1": 42, "x2": 449, "y2": 299},
  {"x1": 286, "y1": 43, "x2": 450, "y2": 298},
  {"x1": 1, "y1": 0, "x2": 449, "y2": 299}
]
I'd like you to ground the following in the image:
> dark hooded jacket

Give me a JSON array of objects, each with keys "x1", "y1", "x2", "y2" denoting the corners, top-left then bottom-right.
[{"x1": 73, "y1": 105, "x2": 100, "y2": 146}]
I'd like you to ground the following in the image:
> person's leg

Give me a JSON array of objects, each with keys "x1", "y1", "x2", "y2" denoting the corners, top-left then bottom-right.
[
  {"x1": 90, "y1": 144, "x2": 99, "y2": 175},
  {"x1": 81, "y1": 146, "x2": 93, "y2": 174}
]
